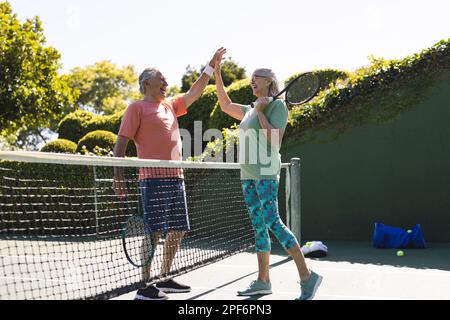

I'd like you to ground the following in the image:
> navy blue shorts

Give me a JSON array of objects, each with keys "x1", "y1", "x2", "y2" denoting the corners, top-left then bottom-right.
[{"x1": 139, "y1": 178, "x2": 190, "y2": 233}]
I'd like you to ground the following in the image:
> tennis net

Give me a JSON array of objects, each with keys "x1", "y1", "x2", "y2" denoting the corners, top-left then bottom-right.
[{"x1": 0, "y1": 151, "x2": 296, "y2": 300}]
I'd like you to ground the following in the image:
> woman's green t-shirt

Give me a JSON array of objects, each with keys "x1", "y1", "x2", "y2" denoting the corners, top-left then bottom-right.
[{"x1": 239, "y1": 100, "x2": 288, "y2": 181}]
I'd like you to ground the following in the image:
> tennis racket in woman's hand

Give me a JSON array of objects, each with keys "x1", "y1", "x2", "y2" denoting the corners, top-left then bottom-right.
[
  {"x1": 121, "y1": 203, "x2": 155, "y2": 268},
  {"x1": 253, "y1": 72, "x2": 321, "y2": 108}
]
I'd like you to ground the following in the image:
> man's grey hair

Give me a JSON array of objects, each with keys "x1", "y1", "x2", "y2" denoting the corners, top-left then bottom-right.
[{"x1": 139, "y1": 68, "x2": 159, "y2": 95}]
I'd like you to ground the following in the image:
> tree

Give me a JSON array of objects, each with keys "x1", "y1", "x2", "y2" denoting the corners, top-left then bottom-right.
[
  {"x1": 0, "y1": 2, "x2": 76, "y2": 149},
  {"x1": 166, "y1": 85, "x2": 181, "y2": 98},
  {"x1": 62, "y1": 61, "x2": 140, "y2": 115},
  {"x1": 180, "y1": 58, "x2": 246, "y2": 92},
  {"x1": 181, "y1": 65, "x2": 200, "y2": 93},
  {"x1": 206, "y1": 58, "x2": 247, "y2": 88}
]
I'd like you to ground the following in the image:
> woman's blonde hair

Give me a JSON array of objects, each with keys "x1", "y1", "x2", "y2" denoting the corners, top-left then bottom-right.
[{"x1": 253, "y1": 68, "x2": 284, "y2": 98}]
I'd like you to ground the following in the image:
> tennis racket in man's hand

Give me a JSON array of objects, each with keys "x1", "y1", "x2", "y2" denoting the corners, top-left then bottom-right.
[
  {"x1": 252, "y1": 72, "x2": 321, "y2": 108},
  {"x1": 121, "y1": 203, "x2": 155, "y2": 268}
]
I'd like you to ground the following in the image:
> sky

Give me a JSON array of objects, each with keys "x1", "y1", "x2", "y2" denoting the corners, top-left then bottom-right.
[{"x1": 6, "y1": 0, "x2": 450, "y2": 87}]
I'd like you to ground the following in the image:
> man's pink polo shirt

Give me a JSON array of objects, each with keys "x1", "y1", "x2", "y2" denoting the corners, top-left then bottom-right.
[{"x1": 118, "y1": 97, "x2": 187, "y2": 179}]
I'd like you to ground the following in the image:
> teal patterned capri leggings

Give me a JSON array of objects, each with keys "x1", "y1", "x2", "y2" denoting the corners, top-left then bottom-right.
[{"x1": 241, "y1": 179, "x2": 299, "y2": 252}]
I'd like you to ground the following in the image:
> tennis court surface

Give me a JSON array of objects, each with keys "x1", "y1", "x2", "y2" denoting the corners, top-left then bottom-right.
[{"x1": 113, "y1": 241, "x2": 450, "y2": 300}]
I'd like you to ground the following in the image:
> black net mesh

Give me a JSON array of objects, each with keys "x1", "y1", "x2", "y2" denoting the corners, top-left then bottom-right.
[{"x1": 0, "y1": 158, "x2": 289, "y2": 300}]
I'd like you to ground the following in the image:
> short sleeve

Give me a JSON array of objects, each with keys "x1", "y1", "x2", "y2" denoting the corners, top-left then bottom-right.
[
  {"x1": 171, "y1": 96, "x2": 187, "y2": 117},
  {"x1": 268, "y1": 100, "x2": 288, "y2": 131},
  {"x1": 118, "y1": 104, "x2": 140, "y2": 140},
  {"x1": 241, "y1": 104, "x2": 251, "y2": 116}
]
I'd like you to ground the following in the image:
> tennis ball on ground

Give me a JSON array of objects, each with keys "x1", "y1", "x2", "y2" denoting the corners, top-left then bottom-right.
[
  {"x1": 397, "y1": 250, "x2": 404, "y2": 257},
  {"x1": 407, "y1": 229, "x2": 412, "y2": 233}
]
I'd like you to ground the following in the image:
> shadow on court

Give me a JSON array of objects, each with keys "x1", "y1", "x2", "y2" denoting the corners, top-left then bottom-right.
[
  {"x1": 113, "y1": 240, "x2": 450, "y2": 300},
  {"x1": 186, "y1": 256, "x2": 293, "y2": 301}
]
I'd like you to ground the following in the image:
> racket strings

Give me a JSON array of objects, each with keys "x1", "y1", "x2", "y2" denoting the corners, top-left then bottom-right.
[
  {"x1": 286, "y1": 74, "x2": 320, "y2": 105},
  {"x1": 124, "y1": 217, "x2": 153, "y2": 267}
]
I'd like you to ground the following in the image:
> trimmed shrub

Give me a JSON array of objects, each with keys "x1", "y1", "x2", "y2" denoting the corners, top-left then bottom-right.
[
  {"x1": 40, "y1": 139, "x2": 77, "y2": 154},
  {"x1": 76, "y1": 130, "x2": 117, "y2": 154},
  {"x1": 57, "y1": 110, "x2": 95, "y2": 143},
  {"x1": 84, "y1": 110, "x2": 125, "y2": 135},
  {"x1": 58, "y1": 109, "x2": 126, "y2": 144},
  {"x1": 76, "y1": 130, "x2": 137, "y2": 157},
  {"x1": 106, "y1": 110, "x2": 126, "y2": 134}
]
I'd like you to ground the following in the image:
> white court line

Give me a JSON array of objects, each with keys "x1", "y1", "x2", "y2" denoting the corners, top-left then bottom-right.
[
  {"x1": 206, "y1": 263, "x2": 450, "y2": 277},
  {"x1": 184, "y1": 286, "x2": 399, "y2": 300},
  {"x1": 0, "y1": 275, "x2": 107, "y2": 286},
  {"x1": 188, "y1": 285, "x2": 297, "y2": 295},
  {"x1": 0, "y1": 254, "x2": 105, "y2": 264}
]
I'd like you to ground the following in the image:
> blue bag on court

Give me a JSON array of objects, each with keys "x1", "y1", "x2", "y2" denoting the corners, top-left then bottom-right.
[{"x1": 372, "y1": 223, "x2": 426, "y2": 249}]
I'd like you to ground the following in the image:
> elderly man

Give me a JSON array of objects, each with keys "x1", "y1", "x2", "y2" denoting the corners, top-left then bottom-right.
[{"x1": 113, "y1": 48, "x2": 226, "y2": 300}]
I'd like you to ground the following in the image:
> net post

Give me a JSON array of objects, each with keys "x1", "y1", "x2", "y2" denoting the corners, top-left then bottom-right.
[
  {"x1": 285, "y1": 165, "x2": 291, "y2": 230},
  {"x1": 289, "y1": 158, "x2": 301, "y2": 245}
]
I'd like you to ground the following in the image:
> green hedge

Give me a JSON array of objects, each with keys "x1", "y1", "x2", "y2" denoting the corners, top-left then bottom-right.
[
  {"x1": 286, "y1": 39, "x2": 450, "y2": 139},
  {"x1": 75, "y1": 130, "x2": 137, "y2": 157},
  {"x1": 84, "y1": 112, "x2": 121, "y2": 136},
  {"x1": 0, "y1": 160, "x2": 140, "y2": 237},
  {"x1": 57, "y1": 110, "x2": 96, "y2": 143},
  {"x1": 285, "y1": 69, "x2": 349, "y2": 92},
  {"x1": 209, "y1": 79, "x2": 253, "y2": 130},
  {"x1": 189, "y1": 39, "x2": 449, "y2": 162},
  {"x1": 58, "y1": 38, "x2": 449, "y2": 162},
  {"x1": 188, "y1": 126, "x2": 240, "y2": 162},
  {"x1": 40, "y1": 139, "x2": 77, "y2": 154},
  {"x1": 208, "y1": 70, "x2": 348, "y2": 131},
  {"x1": 58, "y1": 109, "x2": 125, "y2": 144},
  {"x1": 76, "y1": 130, "x2": 117, "y2": 154}
]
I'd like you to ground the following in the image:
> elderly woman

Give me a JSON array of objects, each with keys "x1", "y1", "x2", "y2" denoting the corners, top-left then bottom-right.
[{"x1": 213, "y1": 50, "x2": 323, "y2": 300}]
